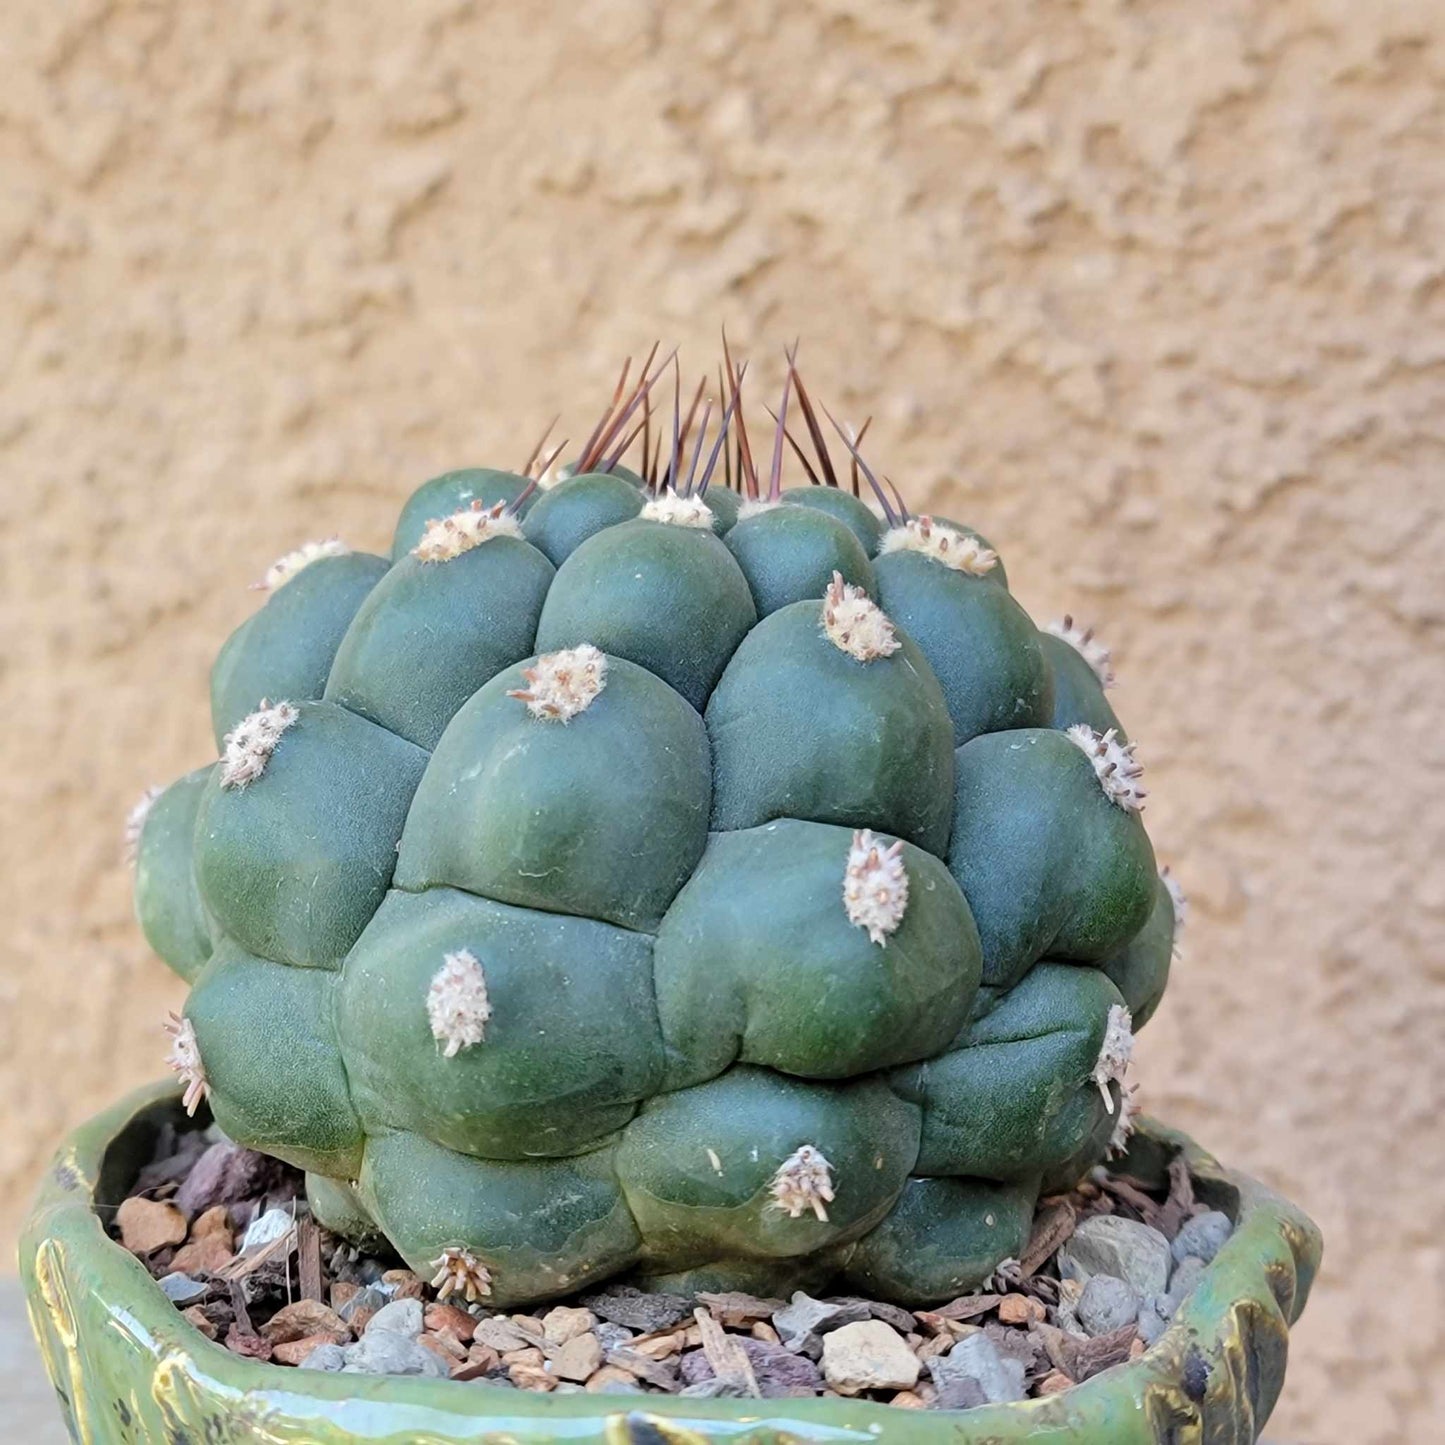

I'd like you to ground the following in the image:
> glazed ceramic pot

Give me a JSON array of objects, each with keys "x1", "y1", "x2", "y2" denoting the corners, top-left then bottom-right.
[{"x1": 21, "y1": 1080, "x2": 1321, "y2": 1444}]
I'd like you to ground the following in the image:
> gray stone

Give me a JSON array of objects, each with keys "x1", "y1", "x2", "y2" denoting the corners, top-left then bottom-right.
[
  {"x1": 364, "y1": 1297, "x2": 423, "y2": 1339},
  {"x1": 1059, "y1": 1215, "x2": 1171, "y2": 1299},
  {"x1": 1078, "y1": 1274, "x2": 1141, "y2": 1336},
  {"x1": 1164, "y1": 1255, "x2": 1208, "y2": 1316},
  {"x1": 594, "y1": 1321, "x2": 635, "y2": 1354},
  {"x1": 337, "y1": 1284, "x2": 393, "y2": 1324},
  {"x1": 931, "y1": 1376, "x2": 988, "y2": 1410},
  {"x1": 773, "y1": 1291, "x2": 872, "y2": 1355},
  {"x1": 1172, "y1": 1210, "x2": 1233, "y2": 1266},
  {"x1": 342, "y1": 1329, "x2": 449, "y2": 1378},
  {"x1": 581, "y1": 1286, "x2": 693, "y2": 1332},
  {"x1": 239, "y1": 1206, "x2": 294, "y2": 1254},
  {"x1": 299, "y1": 1342, "x2": 347, "y2": 1372},
  {"x1": 679, "y1": 1376, "x2": 752, "y2": 1398},
  {"x1": 1137, "y1": 1297, "x2": 1171, "y2": 1346},
  {"x1": 928, "y1": 1333, "x2": 1026, "y2": 1404},
  {"x1": 158, "y1": 1272, "x2": 209, "y2": 1305}
]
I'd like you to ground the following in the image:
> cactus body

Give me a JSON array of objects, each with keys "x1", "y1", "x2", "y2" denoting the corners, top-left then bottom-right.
[{"x1": 133, "y1": 359, "x2": 1182, "y2": 1306}]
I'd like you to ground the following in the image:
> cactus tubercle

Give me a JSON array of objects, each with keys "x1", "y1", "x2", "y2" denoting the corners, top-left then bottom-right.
[
  {"x1": 843, "y1": 828, "x2": 909, "y2": 946},
  {"x1": 878, "y1": 516, "x2": 997, "y2": 576},
  {"x1": 1047, "y1": 614, "x2": 1115, "y2": 688},
  {"x1": 506, "y1": 645, "x2": 608, "y2": 722},
  {"x1": 821, "y1": 572, "x2": 900, "y2": 663},
  {"x1": 769, "y1": 1144, "x2": 835, "y2": 1221},
  {"x1": 220, "y1": 700, "x2": 298, "y2": 790},
  {"x1": 1066, "y1": 725, "x2": 1146, "y2": 813},
  {"x1": 164, "y1": 1012, "x2": 208, "y2": 1117},
  {"x1": 430, "y1": 1245, "x2": 493, "y2": 1302},
  {"x1": 413, "y1": 500, "x2": 524, "y2": 562},
  {"x1": 426, "y1": 950, "x2": 492, "y2": 1058}
]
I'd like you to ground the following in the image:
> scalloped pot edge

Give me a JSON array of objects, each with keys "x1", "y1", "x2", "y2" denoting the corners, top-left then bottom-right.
[{"x1": 21, "y1": 1081, "x2": 1321, "y2": 1445}]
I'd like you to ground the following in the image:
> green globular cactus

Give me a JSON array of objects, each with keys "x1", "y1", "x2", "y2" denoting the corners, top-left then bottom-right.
[{"x1": 130, "y1": 346, "x2": 1187, "y2": 1309}]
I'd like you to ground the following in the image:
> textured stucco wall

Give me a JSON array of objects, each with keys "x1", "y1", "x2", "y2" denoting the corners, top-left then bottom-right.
[{"x1": 2, "y1": 1, "x2": 1442, "y2": 1437}]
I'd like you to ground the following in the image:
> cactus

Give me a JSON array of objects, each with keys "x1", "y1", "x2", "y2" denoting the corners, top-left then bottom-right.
[{"x1": 129, "y1": 346, "x2": 1184, "y2": 1308}]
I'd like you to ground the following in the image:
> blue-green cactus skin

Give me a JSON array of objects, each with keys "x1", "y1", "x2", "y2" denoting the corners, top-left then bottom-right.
[
  {"x1": 535, "y1": 519, "x2": 756, "y2": 711},
  {"x1": 210, "y1": 551, "x2": 389, "y2": 748},
  {"x1": 724, "y1": 504, "x2": 875, "y2": 617},
  {"x1": 873, "y1": 549, "x2": 1048, "y2": 746},
  {"x1": 325, "y1": 536, "x2": 555, "y2": 749},
  {"x1": 706, "y1": 597, "x2": 955, "y2": 853},
  {"x1": 521, "y1": 472, "x2": 643, "y2": 565},
  {"x1": 780, "y1": 485, "x2": 885, "y2": 555},
  {"x1": 1041, "y1": 630, "x2": 1125, "y2": 738},
  {"x1": 133, "y1": 766, "x2": 216, "y2": 981},
  {"x1": 947, "y1": 728, "x2": 1156, "y2": 989}
]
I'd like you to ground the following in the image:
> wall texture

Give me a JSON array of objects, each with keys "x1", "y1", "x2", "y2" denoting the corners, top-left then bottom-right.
[{"x1": 2, "y1": 1, "x2": 1442, "y2": 1437}]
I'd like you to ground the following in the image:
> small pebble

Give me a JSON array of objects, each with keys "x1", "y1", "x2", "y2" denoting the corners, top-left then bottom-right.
[
  {"x1": 158, "y1": 1273, "x2": 209, "y2": 1305},
  {"x1": 1171, "y1": 1210, "x2": 1233, "y2": 1266},
  {"x1": 365, "y1": 1298, "x2": 423, "y2": 1340},
  {"x1": 928, "y1": 1333, "x2": 1025, "y2": 1404},
  {"x1": 821, "y1": 1321, "x2": 920, "y2": 1395},
  {"x1": 1164, "y1": 1255, "x2": 1207, "y2": 1315},
  {"x1": 239, "y1": 1207, "x2": 294, "y2": 1254},
  {"x1": 116, "y1": 1197, "x2": 188, "y2": 1255},
  {"x1": 338, "y1": 1284, "x2": 393, "y2": 1325},
  {"x1": 1058, "y1": 1215, "x2": 1171, "y2": 1299},
  {"x1": 342, "y1": 1329, "x2": 449, "y2": 1378},
  {"x1": 1078, "y1": 1275, "x2": 1141, "y2": 1337},
  {"x1": 1136, "y1": 1297, "x2": 1171, "y2": 1346},
  {"x1": 299, "y1": 1342, "x2": 347, "y2": 1372}
]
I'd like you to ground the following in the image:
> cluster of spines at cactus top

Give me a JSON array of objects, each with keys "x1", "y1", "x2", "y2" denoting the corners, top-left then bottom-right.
[{"x1": 130, "y1": 342, "x2": 1184, "y2": 1309}]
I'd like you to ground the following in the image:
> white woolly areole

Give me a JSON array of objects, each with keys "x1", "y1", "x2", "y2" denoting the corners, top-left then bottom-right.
[
  {"x1": 124, "y1": 786, "x2": 163, "y2": 864},
  {"x1": 1066, "y1": 725, "x2": 1147, "y2": 813},
  {"x1": 256, "y1": 538, "x2": 349, "y2": 592},
  {"x1": 165, "y1": 1013, "x2": 208, "y2": 1117},
  {"x1": 822, "y1": 572, "x2": 900, "y2": 663},
  {"x1": 507, "y1": 645, "x2": 608, "y2": 722},
  {"x1": 1161, "y1": 866, "x2": 1188, "y2": 926},
  {"x1": 640, "y1": 487, "x2": 714, "y2": 528},
  {"x1": 769, "y1": 1144, "x2": 835, "y2": 1221},
  {"x1": 430, "y1": 1245, "x2": 492, "y2": 1303},
  {"x1": 1092, "y1": 1003, "x2": 1135, "y2": 1113},
  {"x1": 877, "y1": 515, "x2": 997, "y2": 576},
  {"x1": 413, "y1": 500, "x2": 523, "y2": 562},
  {"x1": 736, "y1": 497, "x2": 782, "y2": 521},
  {"x1": 220, "y1": 700, "x2": 298, "y2": 790},
  {"x1": 427, "y1": 950, "x2": 492, "y2": 1058},
  {"x1": 843, "y1": 828, "x2": 909, "y2": 945},
  {"x1": 1047, "y1": 614, "x2": 1115, "y2": 688},
  {"x1": 1107, "y1": 1080, "x2": 1141, "y2": 1157}
]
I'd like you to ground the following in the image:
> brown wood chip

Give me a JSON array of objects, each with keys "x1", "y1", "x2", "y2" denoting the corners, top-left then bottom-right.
[
  {"x1": 1019, "y1": 1200, "x2": 1076, "y2": 1278},
  {"x1": 694, "y1": 1306, "x2": 760, "y2": 1397},
  {"x1": 918, "y1": 1293, "x2": 1001, "y2": 1324},
  {"x1": 695, "y1": 1290, "x2": 785, "y2": 1327},
  {"x1": 296, "y1": 1217, "x2": 323, "y2": 1302}
]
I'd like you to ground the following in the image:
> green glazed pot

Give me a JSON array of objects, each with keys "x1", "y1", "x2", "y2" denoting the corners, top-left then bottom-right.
[{"x1": 21, "y1": 1080, "x2": 1321, "y2": 1444}]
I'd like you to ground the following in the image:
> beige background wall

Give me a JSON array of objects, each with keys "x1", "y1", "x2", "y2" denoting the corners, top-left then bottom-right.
[{"x1": 2, "y1": 2, "x2": 1442, "y2": 1438}]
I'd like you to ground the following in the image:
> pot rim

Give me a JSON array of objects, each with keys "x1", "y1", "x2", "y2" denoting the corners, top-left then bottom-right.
[{"x1": 21, "y1": 1079, "x2": 1321, "y2": 1444}]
